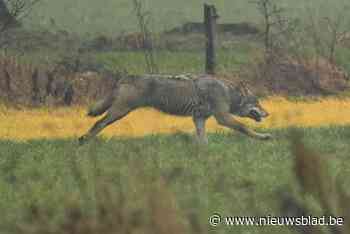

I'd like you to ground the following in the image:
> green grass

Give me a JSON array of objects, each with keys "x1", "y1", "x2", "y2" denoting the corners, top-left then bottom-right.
[
  {"x1": 6, "y1": 0, "x2": 350, "y2": 76},
  {"x1": 94, "y1": 47, "x2": 256, "y2": 74},
  {"x1": 0, "y1": 127, "x2": 350, "y2": 233}
]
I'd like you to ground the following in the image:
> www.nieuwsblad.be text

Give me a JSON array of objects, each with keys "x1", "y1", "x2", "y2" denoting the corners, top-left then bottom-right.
[{"x1": 209, "y1": 213, "x2": 344, "y2": 227}]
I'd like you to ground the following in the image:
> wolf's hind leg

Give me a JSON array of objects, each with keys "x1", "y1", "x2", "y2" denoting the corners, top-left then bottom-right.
[
  {"x1": 214, "y1": 112, "x2": 272, "y2": 140},
  {"x1": 193, "y1": 116, "x2": 208, "y2": 144},
  {"x1": 78, "y1": 105, "x2": 132, "y2": 144}
]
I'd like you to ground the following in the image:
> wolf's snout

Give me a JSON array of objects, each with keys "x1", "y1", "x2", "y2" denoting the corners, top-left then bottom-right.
[
  {"x1": 250, "y1": 109, "x2": 262, "y2": 122},
  {"x1": 249, "y1": 107, "x2": 269, "y2": 122}
]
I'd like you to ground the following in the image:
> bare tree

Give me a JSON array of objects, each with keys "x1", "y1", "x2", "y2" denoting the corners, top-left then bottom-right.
[
  {"x1": 305, "y1": 6, "x2": 327, "y2": 64},
  {"x1": 0, "y1": 0, "x2": 15, "y2": 26},
  {"x1": 323, "y1": 13, "x2": 350, "y2": 65},
  {"x1": 250, "y1": 0, "x2": 285, "y2": 62},
  {"x1": 250, "y1": 0, "x2": 306, "y2": 65},
  {"x1": 0, "y1": 0, "x2": 40, "y2": 32},
  {"x1": 304, "y1": 4, "x2": 350, "y2": 66},
  {"x1": 132, "y1": 0, "x2": 158, "y2": 74}
]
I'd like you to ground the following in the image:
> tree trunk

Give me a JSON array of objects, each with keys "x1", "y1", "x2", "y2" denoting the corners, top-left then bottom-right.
[{"x1": 0, "y1": 0, "x2": 17, "y2": 27}]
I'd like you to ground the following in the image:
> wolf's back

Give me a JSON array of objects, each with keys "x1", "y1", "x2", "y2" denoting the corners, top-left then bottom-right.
[{"x1": 87, "y1": 94, "x2": 114, "y2": 117}]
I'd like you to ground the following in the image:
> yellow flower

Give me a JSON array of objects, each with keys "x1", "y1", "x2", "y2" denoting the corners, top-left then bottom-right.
[{"x1": 1, "y1": 97, "x2": 350, "y2": 141}]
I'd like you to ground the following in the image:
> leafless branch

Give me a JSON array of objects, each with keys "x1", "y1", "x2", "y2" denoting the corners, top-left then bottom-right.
[
  {"x1": 0, "y1": 0, "x2": 41, "y2": 33},
  {"x1": 250, "y1": 0, "x2": 286, "y2": 63},
  {"x1": 132, "y1": 0, "x2": 158, "y2": 74}
]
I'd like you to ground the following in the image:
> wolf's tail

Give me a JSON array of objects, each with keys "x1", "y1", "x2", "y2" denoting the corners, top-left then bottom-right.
[{"x1": 87, "y1": 94, "x2": 114, "y2": 117}]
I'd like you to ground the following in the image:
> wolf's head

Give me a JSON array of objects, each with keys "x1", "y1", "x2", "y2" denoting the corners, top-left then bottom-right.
[{"x1": 231, "y1": 82, "x2": 269, "y2": 122}]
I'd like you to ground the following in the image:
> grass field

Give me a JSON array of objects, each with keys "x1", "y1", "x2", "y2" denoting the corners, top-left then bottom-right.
[
  {"x1": 94, "y1": 47, "x2": 256, "y2": 74},
  {"x1": 0, "y1": 127, "x2": 349, "y2": 233},
  {"x1": 26, "y1": 0, "x2": 350, "y2": 35}
]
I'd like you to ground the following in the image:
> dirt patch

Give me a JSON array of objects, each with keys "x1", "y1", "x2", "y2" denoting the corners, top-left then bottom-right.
[
  {"x1": 0, "y1": 55, "x2": 118, "y2": 107},
  {"x1": 0, "y1": 28, "x2": 79, "y2": 53},
  {"x1": 238, "y1": 57, "x2": 349, "y2": 96}
]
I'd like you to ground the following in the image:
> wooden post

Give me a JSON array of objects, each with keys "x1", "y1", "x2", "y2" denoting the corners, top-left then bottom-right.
[
  {"x1": 31, "y1": 68, "x2": 40, "y2": 105},
  {"x1": 4, "y1": 68, "x2": 12, "y2": 102},
  {"x1": 46, "y1": 71, "x2": 54, "y2": 97},
  {"x1": 204, "y1": 4, "x2": 218, "y2": 75},
  {"x1": 63, "y1": 81, "x2": 74, "y2": 106}
]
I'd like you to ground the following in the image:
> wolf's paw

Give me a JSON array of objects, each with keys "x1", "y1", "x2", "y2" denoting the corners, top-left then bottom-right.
[
  {"x1": 194, "y1": 136, "x2": 209, "y2": 145},
  {"x1": 258, "y1": 133, "x2": 273, "y2": 141},
  {"x1": 78, "y1": 136, "x2": 88, "y2": 145}
]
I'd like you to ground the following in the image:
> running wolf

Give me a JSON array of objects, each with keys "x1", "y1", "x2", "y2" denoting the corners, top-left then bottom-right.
[{"x1": 79, "y1": 74, "x2": 271, "y2": 144}]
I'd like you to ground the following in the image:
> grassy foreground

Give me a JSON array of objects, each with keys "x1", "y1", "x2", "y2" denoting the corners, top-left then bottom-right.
[
  {"x1": 0, "y1": 127, "x2": 350, "y2": 234},
  {"x1": 1, "y1": 97, "x2": 350, "y2": 233}
]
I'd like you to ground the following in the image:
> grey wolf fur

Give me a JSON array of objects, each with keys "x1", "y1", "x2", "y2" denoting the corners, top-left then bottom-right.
[{"x1": 79, "y1": 74, "x2": 271, "y2": 144}]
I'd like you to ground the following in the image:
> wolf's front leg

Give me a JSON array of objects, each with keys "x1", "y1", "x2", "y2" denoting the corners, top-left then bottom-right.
[
  {"x1": 78, "y1": 114, "x2": 114, "y2": 145},
  {"x1": 193, "y1": 116, "x2": 209, "y2": 144},
  {"x1": 214, "y1": 112, "x2": 272, "y2": 140},
  {"x1": 78, "y1": 105, "x2": 132, "y2": 145}
]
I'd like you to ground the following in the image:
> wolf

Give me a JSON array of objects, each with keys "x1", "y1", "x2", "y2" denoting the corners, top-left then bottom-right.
[{"x1": 78, "y1": 74, "x2": 272, "y2": 144}]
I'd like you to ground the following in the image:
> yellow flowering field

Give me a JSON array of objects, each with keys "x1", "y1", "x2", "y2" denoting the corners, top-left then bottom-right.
[{"x1": 1, "y1": 96, "x2": 350, "y2": 140}]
